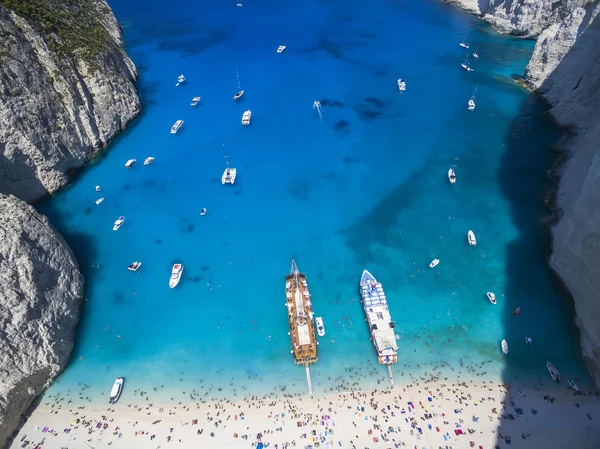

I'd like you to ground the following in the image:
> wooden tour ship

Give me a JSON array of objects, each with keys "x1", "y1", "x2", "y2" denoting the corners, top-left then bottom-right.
[{"x1": 285, "y1": 259, "x2": 318, "y2": 366}]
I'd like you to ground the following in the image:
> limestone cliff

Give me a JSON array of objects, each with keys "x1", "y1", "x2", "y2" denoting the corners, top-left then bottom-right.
[
  {"x1": 444, "y1": 0, "x2": 600, "y2": 388},
  {"x1": 0, "y1": 194, "x2": 84, "y2": 447},
  {"x1": 0, "y1": 0, "x2": 140, "y2": 203}
]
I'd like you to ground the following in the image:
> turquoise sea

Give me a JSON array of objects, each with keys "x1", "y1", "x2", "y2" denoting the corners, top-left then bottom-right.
[{"x1": 39, "y1": 0, "x2": 591, "y2": 404}]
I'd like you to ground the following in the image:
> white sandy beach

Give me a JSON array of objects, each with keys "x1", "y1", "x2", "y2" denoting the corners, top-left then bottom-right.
[{"x1": 10, "y1": 375, "x2": 600, "y2": 449}]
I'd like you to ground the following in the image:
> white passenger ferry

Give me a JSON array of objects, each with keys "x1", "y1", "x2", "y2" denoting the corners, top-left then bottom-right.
[{"x1": 360, "y1": 270, "x2": 398, "y2": 366}]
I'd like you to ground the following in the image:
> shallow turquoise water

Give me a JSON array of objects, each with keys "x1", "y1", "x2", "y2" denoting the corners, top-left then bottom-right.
[{"x1": 39, "y1": 0, "x2": 590, "y2": 403}]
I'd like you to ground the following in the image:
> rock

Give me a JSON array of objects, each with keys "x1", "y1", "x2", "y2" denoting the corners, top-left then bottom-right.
[
  {"x1": 0, "y1": 1, "x2": 140, "y2": 203},
  {"x1": 0, "y1": 194, "x2": 84, "y2": 447}
]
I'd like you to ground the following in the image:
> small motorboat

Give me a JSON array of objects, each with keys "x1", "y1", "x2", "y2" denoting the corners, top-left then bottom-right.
[
  {"x1": 473, "y1": 51, "x2": 479, "y2": 59},
  {"x1": 95, "y1": 185, "x2": 101, "y2": 192},
  {"x1": 526, "y1": 336, "x2": 533, "y2": 345},
  {"x1": 468, "y1": 230, "x2": 476, "y2": 246},
  {"x1": 109, "y1": 377, "x2": 124, "y2": 404},
  {"x1": 237, "y1": 2, "x2": 243, "y2": 6},
  {"x1": 487, "y1": 292, "x2": 497, "y2": 305},
  {"x1": 190, "y1": 96, "x2": 201, "y2": 106},
  {"x1": 128, "y1": 261, "x2": 142, "y2": 272},
  {"x1": 429, "y1": 259, "x2": 440, "y2": 268},
  {"x1": 547, "y1": 361, "x2": 561, "y2": 382},
  {"x1": 518, "y1": 389, "x2": 526, "y2": 397},
  {"x1": 125, "y1": 159, "x2": 136, "y2": 169},
  {"x1": 169, "y1": 263, "x2": 184, "y2": 288},
  {"x1": 568, "y1": 380, "x2": 580, "y2": 392},
  {"x1": 171, "y1": 120, "x2": 184, "y2": 134},
  {"x1": 200, "y1": 208, "x2": 207, "y2": 216},
  {"x1": 448, "y1": 168, "x2": 457, "y2": 183},
  {"x1": 113, "y1": 216, "x2": 125, "y2": 231},
  {"x1": 241, "y1": 109, "x2": 252, "y2": 125},
  {"x1": 95, "y1": 197, "x2": 104, "y2": 205},
  {"x1": 397, "y1": 78, "x2": 406, "y2": 91},
  {"x1": 315, "y1": 317, "x2": 325, "y2": 337},
  {"x1": 468, "y1": 99, "x2": 475, "y2": 110},
  {"x1": 459, "y1": 42, "x2": 469, "y2": 49},
  {"x1": 144, "y1": 157, "x2": 155, "y2": 166},
  {"x1": 501, "y1": 339, "x2": 508, "y2": 355},
  {"x1": 177, "y1": 74, "x2": 185, "y2": 84},
  {"x1": 233, "y1": 90, "x2": 244, "y2": 101},
  {"x1": 277, "y1": 45, "x2": 286, "y2": 53},
  {"x1": 461, "y1": 63, "x2": 474, "y2": 72}
]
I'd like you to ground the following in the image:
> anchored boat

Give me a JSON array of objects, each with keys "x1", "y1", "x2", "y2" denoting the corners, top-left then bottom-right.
[
  {"x1": 397, "y1": 78, "x2": 406, "y2": 91},
  {"x1": 315, "y1": 317, "x2": 325, "y2": 337},
  {"x1": 487, "y1": 292, "x2": 497, "y2": 305},
  {"x1": 468, "y1": 230, "x2": 477, "y2": 246},
  {"x1": 360, "y1": 270, "x2": 398, "y2": 367},
  {"x1": 429, "y1": 258, "x2": 440, "y2": 268},
  {"x1": 169, "y1": 263, "x2": 184, "y2": 288},
  {"x1": 448, "y1": 168, "x2": 457, "y2": 183},
  {"x1": 285, "y1": 260, "x2": 318, "y2": 366},
  {"x1": 171, "y1": 120, "x2": 184, "y2": 134},
  {"x1": 547, "y1": 361, "x2": 561, "y2": 382},
  {"x1": 125, "y1": 159, "x2": 136, "y2": 169},
  {"x1": 222, "y1": 148, "x2": 237, "y2": 185},
  {"x1": 113, "y1": 216, "x2": 125, "y2": 231},
  {"x1": 233, "y1": 68, "x2": 244, "y2": 100},
  {"x1": 109, "y1": 377, "x2": 124, "y2": 404},
  {"x1": 241, "y1": 109, "x2": 252, "y2": 125},
  {"x1": 501, "y1": 339, "x2": 508, "y2": 355}
]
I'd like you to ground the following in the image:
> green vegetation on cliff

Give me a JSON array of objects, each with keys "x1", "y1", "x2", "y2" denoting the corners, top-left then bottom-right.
[{"x1": 0, "y1": 0, "x2": 113, "y2": 61}]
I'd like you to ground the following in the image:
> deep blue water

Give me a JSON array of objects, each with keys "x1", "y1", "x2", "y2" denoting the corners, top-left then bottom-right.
[{"x1": 39, "y1": 0, "x2": 590, "y2": 403}]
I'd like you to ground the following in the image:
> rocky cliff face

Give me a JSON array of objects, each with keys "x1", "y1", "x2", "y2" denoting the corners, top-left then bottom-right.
[
  {"x1": 0, "y1": 0, "x2": 140, "y2": 203},
  {"x1": 0, "y1": 194, "x2": 84, "y2": 447},
  {"x1": 444, "y1": 0, "x2": 600, "y2": 388}
]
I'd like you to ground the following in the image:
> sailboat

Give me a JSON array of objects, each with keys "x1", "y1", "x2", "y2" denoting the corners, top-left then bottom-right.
[
  {"x1": 468, "y1": 83, "x2": 478, "y2": 110},
  {"x1": 233, "y1": 68, "x2": 244, "y2": 100},
  {"x1": 222, "y1": 147, "x2": 237, "y2": 185},
  {"x1": 472, "y1": 46, "x2": 479, "y2": 59},
  {"x1": 461, "y1": 53, "x2": 473, "y2": 72}
]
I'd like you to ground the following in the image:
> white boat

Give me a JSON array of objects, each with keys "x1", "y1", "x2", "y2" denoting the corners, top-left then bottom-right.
[
  {"x1": 177, "y1": 74, "x2": 185, "y2": 84},
  {"x1": 169, "y1": 263, "x2": 184, "y2": 288},
  {"x1": 125, "y1": 159, "x2": 136, "y2": 169},
  {"x1": 526, "y1": 336, "x2": 533, "y2": 345},
  {"x1": 461, "y1": 62, "x2": 473, "y2": 72},
  {"x1": 109, "y1": 377, "x2": 124, "y2": 404},
  {"x1": 315, "y1": 317, "x2": 325, "y2": 337},
  {"x1": 472, "y1": 46, "x2": 479, "y2": 59},
  {"x1": 568, "y1": 380, "x2": 580, "y2": 392},
  {"x1": 468, "y1": 230, "x2": 477, "y2": 246},
  {"x1": 277, "y1": 45, "x2": 286, "y2": 53},
  {"x1": 487, "y1": 292, "x2": 497, "y2": 305},
  {"x1": 233, "y1": 68, "x2": 244, "y2": 100},
  {"x1": 144, "y1": 157, "x2": 155, "y2": 165},
  {"x1": 459, "y1": 42, "x2": 469, "y2": 49},
  {"x1": 241, "y1": 109, "x2": 252, "y2": 125},
  {"x1": 95, "y1": 185, "x2": 101, "y2": 192},
  {"x1": 200, "y1": 208, "x2": 207, "y2": 216},
  {"x1": 547, "y1": 361, "x2": 561, "y2": 382},
  {"x1": 113, "y1": 216, "x2": 125, "y2": 231},
  {"x1": 190, "y1": 96, "x2": 201, "y2": 106},
  {"x1": 128, "y1": 261, "x2": 142, "y2": 272},
  {"x1": 222, "y1": 149, "x2": 237, "y2": 184},
  {"x1": 171, "y1": 120, "x2": 184, "y2": 134},
  {"x1": 397, "y1": 78, "x2": 406, "y2": 91},
  {"x1": 429, "y1": 258, "x2": 439, "y2": 268},
  {"x1": 237, "y1": 2, "x2": 243, "y2": 6},
  {"x1": 468, "y1": 99, "x2": 475, "y2": 110},
  {"x1": 360, "y1": 270, "x2": 398, "y2": 365},
  {"x1": 448, "y1": 168, "x2": 456, "y2": 183},
  {"x1": 313, "y1": 100, "x2": 323, "y2": 119},
  {"x1": 501, "y1": 339, "x2": 508, "y2": 355},
  {"x1": 518, "y1": 389, "x2": 526, "y2": 397},
  {"x1": 95, "y1": 197, "x2": 104, "y2": 205}
]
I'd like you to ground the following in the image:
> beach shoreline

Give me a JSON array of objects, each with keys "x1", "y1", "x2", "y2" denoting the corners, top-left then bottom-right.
[{"x1": 11, "y1": 374, "x2": 599, "y2": 449}]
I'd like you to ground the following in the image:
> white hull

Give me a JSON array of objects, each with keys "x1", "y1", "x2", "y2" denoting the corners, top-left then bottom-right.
[
  {"x1": 95, "y1": 198, "x2": 104, "y2": 205},
  {"x1": 170, "y1": 264, "x2": 184, "y2": 288},
  {"x1": 171, "y1": 120, "x2": 184, "y2": 134},
  {"x1": 125, "y1": 159, "x2": 136, "y2": 168},
  {"x1": 459, "y1": 43, "x2": 469, "y2": 49},
  {"x1": 429, "y1": 259, "x2": 439, "y2": 268},
  {"x1": 190, "y1": 97, "x2": 201, "y2": 106},
  {"x1": 568, "y1": 380, "x2": 580, "y2": 392},
  {"x1": 487, "y1": 292, "x2": 496, "y2": 305},
  {"x1": 547, "y1": 361, "x2": 561, "y2": 382},
  {"x1": 233, "y1": 90, "x2": 244, "y2": 100},
  {"x1": 448, "y1": 168, "x2": 456, "y2": 183},
  {"x1": 315, "y1": 317, "x2": 325, "y2": 337},
  {"x1": 109, "y1": 378, "x2": 124, "y2": 404},
  {"x1": 242, "y1": 110, "x2": 252, "y2": 125},
  {"x1": 277, "y1": 45, "x2": 286, "y2": 53},
  {"x1": 468, "y1": 230, "x2": 476, "y2": 246},
  {"x1": 222, "y1": 167, "x2": 237, "y2": 184},
  {"x1": 468, "y1": 99, "x2": 475, "y2": 110},
  {"x1": 501, "y1": 339, "x2": 508, "y2": 355},
  {"x1": 128, "y1": 262, "x2": 142, "y2": 272},
  {"x1": 113, "y1": 216, "x2": 125, "y2": 231},
  {"x1": 144, "y1": 157, "x2": 154, "y2": 165},
  {"x1": 461, "y1": 64, "x2": 473, "y2": 72}
]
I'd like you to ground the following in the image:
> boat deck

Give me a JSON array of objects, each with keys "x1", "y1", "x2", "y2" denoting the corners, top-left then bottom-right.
[{"x1": 285, "y1": 267, "x2": 318, "y2": 366}]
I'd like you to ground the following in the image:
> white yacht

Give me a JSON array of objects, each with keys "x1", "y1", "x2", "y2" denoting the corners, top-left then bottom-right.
[
  {"x1": 487, "y1": 292, "x2": 497, "y2": 305},
  {"x1": 222, "y1": 150, "x2": 236, "y2": 184},
  {"x1": 459, "y1": 42, "x2": 469, "y2": 49},
  {"x1": 547, "y1": 361, "x2": 561, "y2": 382},
  {"x1": 125, "y1": 159, "x2": 136, "y2": 169},
  {"x1": 429, "y1": 258, "x2": 440, "y2": 268},
  {"x1": 109, "y1": 377, "x2": 124, "y2": 404},
  {"x1": 448, "y1": 168, "x2": 457, "y2": 183},
  {"x1": 171, "y1": 120, "x2": 184, "y2": 134},
  {"x1": 128, "y1": 261, "x2": 142, "y2": 272},
  {"x1": 177, "y1": 74, "x2": 185, "y2": 84},
  {"x1": 397, "y1": 78, "x2": 406, "y2": 91},
  {"x1": 501, "y1": 339, "x2": 508, "y2": 355},
  {"x1": 468, "y1": 230, "x2": 477, "y2": 246},
  {"x1": 169, "y1": 263, "x2": 184, "y2": 288},
  {"x1": 190, "y1": 96, "x2": 201, "y2": 106},
  {"x1": 144, "y1": 157, "x2": 155, "y2": 165},
  {"x1": 200, "y1": 208, "x2": 207, "y2": 216},
  {"x1": 277, "y1": 45, "x2": 286, "y2": 53},
  {"x1": 315, "y1": 317, "x2": 325, "y2": 337},
  {"x1": 95, "y1": 197, "x2": 104, "y2": 205},
  {"x1": 468, "y1": 99, "x2": 475, "y2": 110},
  {"x1": 113, "y1": 216, "x2": 125, "y2": 231},
  {"x1": 241, "y1": 109, "x2": 252, "y2": 125}
]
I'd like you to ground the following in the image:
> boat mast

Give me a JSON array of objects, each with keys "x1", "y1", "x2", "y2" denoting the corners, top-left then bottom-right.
[
  {"x1": 224, "y1": 145, "x2": 230, "y2": 169},
  {"x1": 236, "y1": 68, "x2": 241, "y2": 90}
]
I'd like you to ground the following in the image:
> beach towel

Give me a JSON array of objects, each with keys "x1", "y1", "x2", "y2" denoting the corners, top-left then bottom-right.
[
  {"x1": 428, "y1": 397, "x2": 432, "y2": 402},
  {"x1": 443, "y1": 435, "x2": 448, "y2": 441},
  {"x1": 428, "y1": 424, "x2": 432, "y2": 430}
]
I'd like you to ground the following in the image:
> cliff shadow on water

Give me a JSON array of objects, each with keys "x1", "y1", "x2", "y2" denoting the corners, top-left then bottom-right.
[{"x1": 494, "y1": 70, "x2": 599, "y2": 446}]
